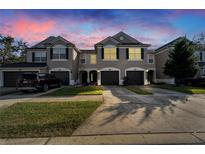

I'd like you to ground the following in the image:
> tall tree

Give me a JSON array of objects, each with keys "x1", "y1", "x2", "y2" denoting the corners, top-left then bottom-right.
[
  {"x1": 164, "y1": 37, "x2": 198, "y2": 85},
  {"x1": 16, "y1": 39, "x2": 28, "y2": 62},
  {"x1": 0, "y1": 35, "x2": 28, "y2": 64}
]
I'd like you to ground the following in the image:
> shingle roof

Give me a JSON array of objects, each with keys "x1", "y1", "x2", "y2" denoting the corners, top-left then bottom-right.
[
  {"x1": 1, "y1": 62, "x2": 47, "y2": 67},
  {"x1": 31, "y1": 36, "x2": 74, "y2": 48},
  {"x1": 155, "y1": 37, "x2": 185, "y2": 52},
  {"x1": 112, "y1": 31, "x2": 143, "y2": 44},
  {"x1": 80, "y1": 50, "x2": 96, "y2": 54},
  {"x1": 95, "y1": 31, "x2": 150, "y2": 47}
]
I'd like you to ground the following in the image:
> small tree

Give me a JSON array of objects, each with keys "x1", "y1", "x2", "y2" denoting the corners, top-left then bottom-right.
[
  {"x1": 164, "y1": 37, "x2": 198, "y2": 85},
  {"x1": 0, "y1": 35, "x2": 28, "y2": 64}
]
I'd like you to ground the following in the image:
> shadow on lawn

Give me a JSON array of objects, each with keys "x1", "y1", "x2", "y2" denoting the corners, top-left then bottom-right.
[{"x1": 99, "y1": 87, "x2": 189, "y2": 126}]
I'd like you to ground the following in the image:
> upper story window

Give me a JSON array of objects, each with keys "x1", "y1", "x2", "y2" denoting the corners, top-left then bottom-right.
[
  {"x1": 33, "y1": 52, "x2": 46, "y2": 63},
  {"x1": 128, "y1": 48, "x2": 142, "y2": 60},
  {"x1": 90, "y1": 54, "x2": 96, "y2": 64},
  {"x1": 53, "y1": 48, "x2": 66, "y2": 59},
  {"x1": 200, "y1": 52, "x2": 203, "y2": 62},
  {"x1": 148, "y1": 54, "x2": 154, "y2": 64},
  {"x1": 104, "y1": 48, "x2": 117, "y2": 60},
  {"x1": 80, "y1": 54, "x2": 86, "y2": 64}
]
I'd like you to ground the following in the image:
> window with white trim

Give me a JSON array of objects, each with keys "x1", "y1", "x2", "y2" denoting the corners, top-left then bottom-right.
[
  {"x1": 129, "y1": 48, "x2": 141, "y2": 60},
  {"x1": 53, "y1": 48, "x2": 66, "y2": 59},
  {"x1": 90, "y1": 54, "x2": 96, "y2": 64},
  {"x1": 148, "y1": 54, "x2": 154, "y2": 64},
  {"x1": 104, "y1": 48, "x2": 117, "y2": 60},
  {"x1": 80, "y1": 54, "x2": 86, "y2": 64},
  {"x1": 34, "y1": 52, "x2": 46, "y2": 62}
]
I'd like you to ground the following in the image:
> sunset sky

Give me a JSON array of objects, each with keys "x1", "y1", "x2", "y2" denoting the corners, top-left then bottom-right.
[{"x1": 0, "y1": 9, "x2": 205, "y2": 49}]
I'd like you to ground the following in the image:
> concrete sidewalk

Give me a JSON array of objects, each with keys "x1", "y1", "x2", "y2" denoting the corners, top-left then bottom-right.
[
  {"x1": 0, "y1": 88, "x2": 62, "y2": 109},
  {"x1": 26, "y1": 95, "x2": 103, "y2": 102},
  {"x1": 0, "y1": 132, "x2": 205, "y2": 145}
]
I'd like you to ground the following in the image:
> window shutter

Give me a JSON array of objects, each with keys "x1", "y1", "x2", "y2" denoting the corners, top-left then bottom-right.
[
  {"x1": 200, "y1": 52, "x2": 203, "y2": 61},
  {"x1": 126, "y1": 48, "x2": 129, "y2": 59},
  {"x1": 116, "y1": 48, "x2": 119, "y2": 59},
  {"x1": 32, "y1": 52, "x2": 35, "y2": 62},
  {"x1": 101, "y1": 48, "x2": 104, "y2": 59},
  {"x1": 50, "y1": 48, "x2": 53, "y2": 59},
  {"x1": 141, "y1": 48, "x2": 144, "y2": 59},
  {"x1": 66, "y1": 48, "x2": 69, "y2": 59}
]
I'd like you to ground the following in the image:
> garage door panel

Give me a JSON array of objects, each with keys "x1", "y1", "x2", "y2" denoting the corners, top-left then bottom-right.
[
  {"x1": 101, "y1": 71, "x2": 119, "y2": 85},
  {"x1": 51, "y1": 71, "x2": 69, "y2": 85},
  {"x1": 4, "y1": 71, "x2": 37, "y2": 87},
  {"x1": 127, "y1": 71, "x2": 144, "y2": 85}
]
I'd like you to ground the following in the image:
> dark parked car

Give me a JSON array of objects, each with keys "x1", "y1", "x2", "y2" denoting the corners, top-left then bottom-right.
[{"x1": 17, "y1": 73, "x2": 61, "y2": 92}]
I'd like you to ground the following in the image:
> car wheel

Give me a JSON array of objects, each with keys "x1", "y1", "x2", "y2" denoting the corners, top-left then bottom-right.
[{"x1": 43, "y1": 84, "x2": 49, "y2": 92}]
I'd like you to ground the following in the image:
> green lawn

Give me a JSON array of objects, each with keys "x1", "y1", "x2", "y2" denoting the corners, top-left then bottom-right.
[
  {"x1": 124, "y1": 86, "x2": 152, "y2": 95},
  {"x1": 0, "y1": 101, "x2": 101, "y2": 138},
  {"x1": 44, "y1": 86, "x2": 103, "y2": 96},
  {"x1": 155, "y1": 84, "x2": 205, "y2": 94}
]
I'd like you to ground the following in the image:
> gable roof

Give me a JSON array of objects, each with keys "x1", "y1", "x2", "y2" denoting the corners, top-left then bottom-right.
[
  {"x1": 95, "y1": 36, "x2": 121, "y2": 46},
  {"x1": 112, "y1": 31, "x2": 142, "y2": 44},
  {"x1": 95, "y1": 31, "x2": 150, "y2": 47},
  {"x1": 80, "y1": 49, "x2": 96, "y2": 54},
  {"x1": 155, "y1": 36, "x2": 186, "y2": 52},
  {"x1": 31, "y1": 36, "x2": 75, "y2": 48}
]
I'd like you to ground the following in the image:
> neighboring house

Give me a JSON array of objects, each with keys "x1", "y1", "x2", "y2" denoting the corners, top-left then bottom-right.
[
  {"x1": 155, "y1": 37, "x2": 205, "y2": 84},
  {"x1": 0, "y1": 36, "x2": 79, "y2": 87},
  {"x1": 0, "y1": 31, "x2": 156, "y2": 87}
]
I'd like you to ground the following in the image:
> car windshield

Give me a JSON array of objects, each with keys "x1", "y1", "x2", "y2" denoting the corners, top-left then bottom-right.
[{"x1": 20, "y1": 73, "x2": 37, "y2": 79}]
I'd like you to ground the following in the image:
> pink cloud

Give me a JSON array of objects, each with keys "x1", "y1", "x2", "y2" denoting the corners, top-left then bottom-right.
[{"x1": 0, "y1": 17, "x2": 56, "y2": 44}]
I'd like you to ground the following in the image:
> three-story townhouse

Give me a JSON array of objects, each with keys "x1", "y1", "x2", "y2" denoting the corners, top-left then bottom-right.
[{"x1": 77, "y1": 32, "x2": 156, "y2": 85}]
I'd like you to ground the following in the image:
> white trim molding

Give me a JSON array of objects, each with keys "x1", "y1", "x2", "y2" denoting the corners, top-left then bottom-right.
[
  {"x1": 98, "y1": 67, "x2": 121, "y2": 85},
  {"x1": 125, "y1": 67, "x2": 145, "y2": 73},
  {"x1": 49, "y1": 67, "x2": 71, "y2": 72},
  {"x1": 147, "y1": 54, "x2": 155, "y2": 64},
  {"x1": 51, "y1": 59, "x2": 68, "y2": 61},
  {"x1": 79, "y1": 68, "x2": 98, "y2": 72}
]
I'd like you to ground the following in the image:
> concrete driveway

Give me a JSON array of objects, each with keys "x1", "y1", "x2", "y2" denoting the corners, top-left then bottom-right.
[{"x1": 73, "y1": 86, "x2": 205, "y2": 136}]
